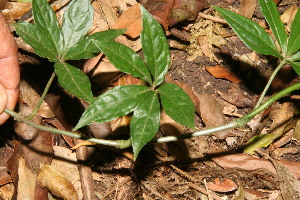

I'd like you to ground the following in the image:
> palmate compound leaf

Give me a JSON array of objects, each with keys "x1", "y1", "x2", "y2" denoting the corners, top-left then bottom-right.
[
  {"x1": 91, "y1": 40, "x2": 152, "y2": 84},
  {"x1": 131, "y1": 91, "x2": 160, "y2": 160},
  {"x1": 158, "y1": 83, "x2": 195, "y2": 129},
  {"x1": 61, "y1": 0, "x2": 93, "y2": 54},
  {"x1": 54, "y1": 62, "x2": 93, "y2": 103},
  {"x1": 258, "y1": 0, "x2": 287, "y2": 54},
  {"x1": 287, "y1": 8, "x2": 300, "y2": 56},
  {"x1": 214, "y1": 6, "x2": 281, "y2": 58},
  {"x1": 63, "y1": 29, "x2": 126, "y2": 60},
  {"x1": 74, "y1": 85, "x2": 150, "y2": 130},
  {"x1": 140, "y1": 5, "x2": 170, "y2": 87}
]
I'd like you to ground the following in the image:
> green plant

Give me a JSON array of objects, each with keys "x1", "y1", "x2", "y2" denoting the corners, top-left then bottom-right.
[
  {"x1": 6, "y1": 0, "x2": 300, "y2": 160},
  {"x1": 214, "y1": 0, "x2": 300, "y2": 153},
  {"x1": 14, "y1": 0, "x2": 195, "y2": 159}
]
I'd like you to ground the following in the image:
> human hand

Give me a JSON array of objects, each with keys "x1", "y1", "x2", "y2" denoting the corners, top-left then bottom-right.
[{"x1": 0, "y1": 14, "x2": 20, "y2": 124}]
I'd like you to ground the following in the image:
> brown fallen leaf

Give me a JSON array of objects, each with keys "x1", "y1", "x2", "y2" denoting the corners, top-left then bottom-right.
[
  {"x1": 206, "y1": 65, "x2": 241, "y2": 83},
  {"x1": 38, "y1": 165, "x2": 78, "y2": 200},
  {"x1": 0, "y1": 167, "x2": 11, "y2": 186},
  {"x1": 280, "y1": 6, "x2": 298, "y2": 32},
  {"x1": 20, "y1": 80, "x2": 55, "y2": 118},
  {"x1": 142, "y1": 0, "x2": 209, "y2": 29},
  {"x1": 113, "y1": 4, "x2": 142, "y2": 38},
  {"x1": 198, "y1": 93, "x2": 233, "y2": 139},
  {"x1": 212, "y1": 153, "x2": 300, "y2": 179},
  {"x1": 259, "y1": 151, "x2": 300, "y2": 200},
  {"x1": 207, "y1": 178, "x2": 238, "y2": 192},
  {"x1": 2, "y1": 2, "x2": 31, "y2": 19},
  {"x1": 17, "y1": 157, "x2": 36, "y2": 200},
  {"x1": 238, "y1": 0, "x2": 256, "y2": 19}
]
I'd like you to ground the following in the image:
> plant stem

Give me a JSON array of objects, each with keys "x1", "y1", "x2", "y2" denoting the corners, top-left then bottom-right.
[
  {"x1": 153, "y1": 81, "x2": 300, "y2": 143},
  {"x1": 5, "y1": 82, "x2": 300, "y2": 148},
  {"x1": 254, "y1": 60, "x2": 286, "y2": 109},
  {"x1": 27, "y1": 71, "x2": 56, "y2": 120},
  {"x1": 5, "y1": 108, "x2": 128, "y2": 149}
]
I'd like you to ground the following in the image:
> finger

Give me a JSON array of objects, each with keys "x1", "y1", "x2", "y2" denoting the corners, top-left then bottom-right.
[
  {"x1": 0, "y1": 83, "x2": 7, "y2": 113},
  {"x1": 0, "y1": 14, "x2": 20, "y2": 91},
  {"x1": 0, "y1": 14, "x2": 20, "y2": 124},
  {"x1": 0, "y1": 87, "x2": 19, "y2": 124}
]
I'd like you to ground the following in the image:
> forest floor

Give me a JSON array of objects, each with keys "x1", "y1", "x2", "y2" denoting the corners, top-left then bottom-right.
[{"x1": 1, "y1": 0, "x2": 300, "y2": 199}]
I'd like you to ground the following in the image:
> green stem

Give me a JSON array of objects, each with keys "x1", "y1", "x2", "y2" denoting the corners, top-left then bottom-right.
[
  {"x1": 5, "y1": 82, "x2": 300, "y2": 148},
  {"x1": 153, "y1": 82, "x2": 300, "y2": 143},
  {"x1": 254, "y1": 60, "x2": 286, "y2": 109},
  {"x1": 5, "y1": 108, "x2": 129, "y2": 149},
  {"x1": 27, "y1": 72, "x2": 56, "y2": 120}
]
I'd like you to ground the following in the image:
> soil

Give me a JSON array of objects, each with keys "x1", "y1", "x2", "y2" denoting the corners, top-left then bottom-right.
[{"x1": 1, "y1": 0, "x2": 300, "y2": 199}]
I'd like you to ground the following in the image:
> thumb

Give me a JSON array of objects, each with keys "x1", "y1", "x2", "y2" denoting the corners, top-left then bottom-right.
[{"x1": 0, "y1": 83, "x2": 7, "y2": 113}]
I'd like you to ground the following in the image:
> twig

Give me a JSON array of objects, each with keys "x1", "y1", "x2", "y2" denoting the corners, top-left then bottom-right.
[{"x1": 197, "y1": 12, "x2": 228, "y2": 24}]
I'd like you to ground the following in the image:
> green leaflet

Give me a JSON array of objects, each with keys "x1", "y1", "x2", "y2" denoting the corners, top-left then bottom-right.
[
  {"x1": 32, "y1": 0, "x2": 63, "y2": 56},
  {"x1": 158, "y1": 83, "x2": 195, "y2": 129},
  {"x1": 64, "y1": 29, "x2": 126, "y2": 60},
  {"x1": 62, "y1": 0, "x2": 93, "y2": 53},
  {"x1": 140, "y1": 5, "x2": 170, "y2": 86},
  {"x1": 131, "y1": 91, "x2": 160, "y2": 160},
  {"x1": 289, "y1": 51, "x2": 300, "y2": 62},
  {"x1": 214, "y1": 6, "x2": 281, "y2": 58},
  {"x1": 54, "y1": 62, "x2": 94, "y2": 103},
  {"x1": 258, "y1": 0, "x2": 287, "y2": 54},
  {"x1": 91, "y1": 40, "x2": 152, "y2": 84},
  {"x1": 287, "y1": 8, "x2": 300, "y2": 56},
  {"x1": 291, "y1": 62, "x2": 300, "y2": 76},
  {"x1": 74, "y1": 85, "x2": 150, "y2": 130},
  {"x1": 15, "y1": 23, "x2": 58, "y2": 61}
]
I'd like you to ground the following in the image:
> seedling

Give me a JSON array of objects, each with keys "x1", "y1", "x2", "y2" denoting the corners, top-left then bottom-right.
[
  {"x1": 6, "y1": 0, "x2": 300, "y2": 160},
  {"x1": 214, "y1": 0, "x2": 300, "y2": 153},
  {"x1": 14, "y1": 0, "x2": 195, "y2": 159}
]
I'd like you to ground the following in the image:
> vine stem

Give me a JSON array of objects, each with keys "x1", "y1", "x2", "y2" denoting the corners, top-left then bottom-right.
[
  {"x1": 254, "y1": 59, "x2": 287, "y2": 109},
  {"x1": 4, "y1": 108, "x2": 130, "y2": 149},
  {"x1": 5, "y1": 82, "x2": 300, "y2": 148},
  {"x1": 27, "y1": 71, "x2": 56, "y2": 120}
]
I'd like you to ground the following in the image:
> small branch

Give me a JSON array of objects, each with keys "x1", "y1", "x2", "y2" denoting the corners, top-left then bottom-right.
[
  {"x1": 254, "y1": 60, "x2": 286, "y2": 109},
  {"x1": 197, "y1": 12, "x2": 228, "y2": 24},
  {"x1": 28, "y1": 71, "x2": 56, "y2": 120}
]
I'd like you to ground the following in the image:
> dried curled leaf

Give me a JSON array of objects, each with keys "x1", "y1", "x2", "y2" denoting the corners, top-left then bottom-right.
[
  {"x1": 37, "y1": 165, "x2": 78, "y2": 200},
  {"x1": 142, "y1": 0, "x2": 209, "y2": 29},
  {"x1": 207, "y1": 178, "x2": 238, "y2": 192}
]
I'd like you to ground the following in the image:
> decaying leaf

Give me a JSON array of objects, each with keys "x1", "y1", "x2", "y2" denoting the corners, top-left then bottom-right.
[
  {"x1": 113, "y1": 4, "x2": 142, "y2": 38},
  {"x1": 20, "y1": 80, "x2": 54, "y2": 118},
  {"x1": 142, "y1": 0, "x2": 209, "y2": 29},
  {"x1": 38, "y1": 165, "x2": 78, "y2": 200},
  {"x1": 238, "y1": 0, "x2": 257, "y2": 19},
  {"x1": 280, "y1": 6, "x2": 299, "y2": 32},
  {"x1": 262, "y1": 153, "x2": 300, "y2": 200},
  {"x1": 14, "y1": 103, "x2": 42, "y2": 140},
  {"x1": 207, "y1": 178, "x2": 238, "y2": 192},
  {"x1": 198, "y1": 93, "x2": 233, "y2": 139},
  {"x1": 212, "y1": 153, "x2": 300, "y2": 179},
  {"x1": 206, "y1": 65, "x2": 242, "y2": 83},
  {"x1": 17, "y1": 157, "x2": 36, "y2": 200},
  {"x1": 1, "y1": 2, "x2": 31, "y2": 19},
  {"x1": 51, "y1": 146, "x2": 83, "y2": 200}
]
